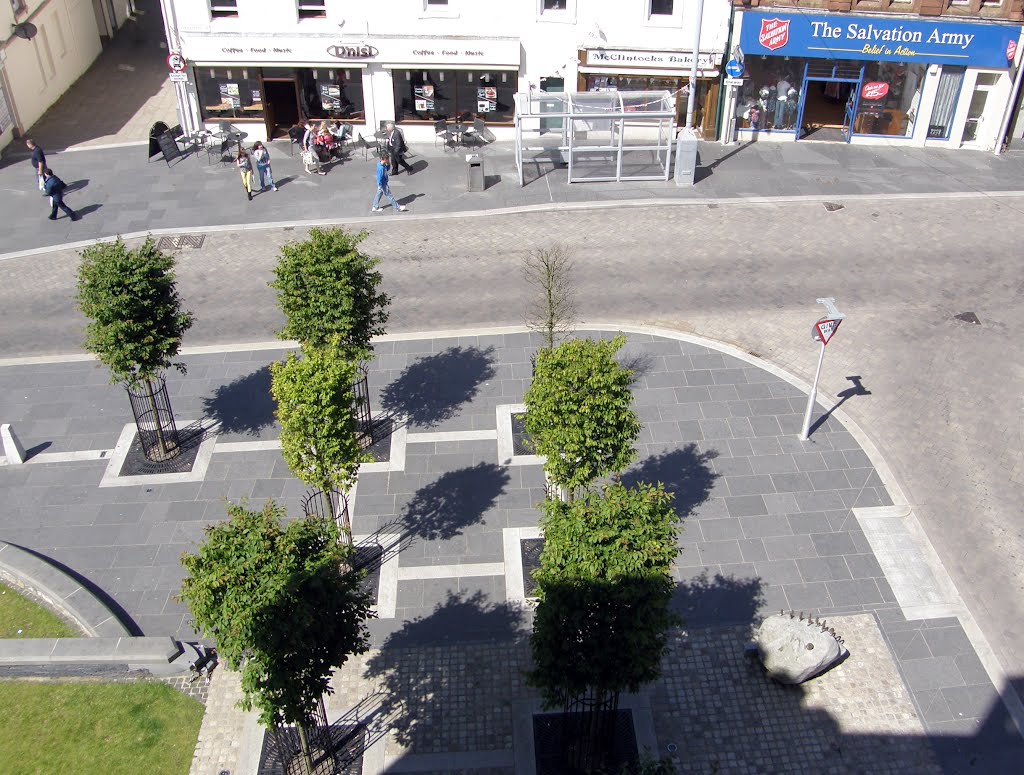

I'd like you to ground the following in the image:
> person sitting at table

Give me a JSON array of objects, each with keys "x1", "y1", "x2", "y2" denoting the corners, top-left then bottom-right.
[
  {"x1": 313, "y1": 121, "x2": 337, "y2": 161},
  {"x1": 329, "y1": 121, "x2": 351, "y2": 143}
]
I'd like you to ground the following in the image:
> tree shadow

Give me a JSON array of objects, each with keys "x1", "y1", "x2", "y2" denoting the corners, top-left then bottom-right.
[
  {"x1": 361, "y1": 590, "x2": 526, "y2": 748},
  {"x1": 379, "y1": 346, "x2": 496, "y2": 428},
  {"x1": 201, "y1": 365, "x2": 276, "y2": 437},
  {"x1": 616, "y1": 348, "x2": 656, "y2": 386},
  {"x1": 399, "y1": 462, "x2": 509, "y2": 541},
  {"x1": 619, "y1": 443, "x2": 718, "y2": 520},
  {"x1": 672, "y1": 569, "x2": 765, "y2": 629}
]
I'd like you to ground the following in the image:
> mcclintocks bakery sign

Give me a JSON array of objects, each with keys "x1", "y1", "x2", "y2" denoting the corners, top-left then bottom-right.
[{"x1": 740, "y1": 12, "x2": 1021, "y2": 68}]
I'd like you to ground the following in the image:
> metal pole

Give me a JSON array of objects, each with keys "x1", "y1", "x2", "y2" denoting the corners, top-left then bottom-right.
[
  {"x1": 800, "y1": 341, "x2": 827, "y2": 440},
  {"x1": 685, "y1": 0, "x2": 706, "y2": 129}
]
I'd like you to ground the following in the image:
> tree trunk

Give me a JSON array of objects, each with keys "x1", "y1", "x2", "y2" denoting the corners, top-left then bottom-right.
[
  {"x1": 296, "y1": 721, "x2": 315, "y2": 775},
  {"x1": 145, "y1": 377, "x2": 172, "y2": 459}
]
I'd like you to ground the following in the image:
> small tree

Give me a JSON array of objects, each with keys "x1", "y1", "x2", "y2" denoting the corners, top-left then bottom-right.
[
  {"x1": 76, "y1": 237, "x2": 193, "y2": 459},
  {"x1": 527, "y1": 481, "x2": 679, "y2": 772},
  {"x1": 270, "y1": 345, "x2": 371, "y2": 542},
  {"x1": 270, "y1": 227, "x2": 390, "y2": 359},
  {"x1": 523, "y1": 244, "x2": 577, "y2": 351},
  {"x1": 179, "y1": 501, "x2": 374, "y2": 774},
  {"x1": 524, "y1": 335, "x2": 640, "y2": 498}
]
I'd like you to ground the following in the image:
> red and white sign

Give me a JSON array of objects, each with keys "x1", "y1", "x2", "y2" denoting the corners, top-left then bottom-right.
[
  {"x1": 861, "y1": 82, "x2": 889, "y2": 101},
  {"x1": 167, "y1": 52, "x2": 186, "y2": 73},
  {"x1": 1008, "y1": 39, "x2": 1018, "y2": 62},
  {"x1": 758, "y1": 18, "x2": 791, "y2": 52},
  {"x1": 814, "y1": 318, "x2": 842, "y2": 346}
]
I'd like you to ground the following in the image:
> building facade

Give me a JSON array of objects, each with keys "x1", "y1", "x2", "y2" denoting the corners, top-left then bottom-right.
[
  {"x1": 725, "y1": 0, "x2": 1024, "y2": 150},
  {"x1": 0, "y1": 0, "x2": 128, "y2": 152},
  {"x1": 160, "y1": 0, "x2": 733, "y2": 143}
]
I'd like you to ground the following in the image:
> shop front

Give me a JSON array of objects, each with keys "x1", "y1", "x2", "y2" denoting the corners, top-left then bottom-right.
[
  {"x1": 578, "y1": 48, "x2": 723, "y2": 136},
  {"x1": 177, "y1": 35, "x2": 521, "y2": 142},
  {"x1": 731, "y1": 11, "x2": 1022, "y2": 149}
]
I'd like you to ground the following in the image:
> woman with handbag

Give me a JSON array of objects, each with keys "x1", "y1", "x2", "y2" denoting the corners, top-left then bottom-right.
[
  {"x1": 251, "y1": 141, "x2": 277, "y2": 192},
  {"x1": 236, "y1": 147, "x2": 254, "y2": 201},
  {"x1": 301, "y1": 120, "x2": 326, "y2": 175}
]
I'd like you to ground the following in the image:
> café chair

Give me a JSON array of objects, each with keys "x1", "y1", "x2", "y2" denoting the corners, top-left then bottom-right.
[{"x1": 434, "y1": 119, "x2": 454, "y2": 151}]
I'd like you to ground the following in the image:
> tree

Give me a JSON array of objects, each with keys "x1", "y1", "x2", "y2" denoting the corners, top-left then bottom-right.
[
  {"x1": 179, "y1": 501, "x2": 374, "y2": 773},
  {"x1": 270, "y1": 227, "x2": 390, "y2": 359},
  {"x1": 527, "y1": 481, "x2": 679, "y2": 773},
  {"x1": 270, "y1": 345, "x2": 371, "y2": 541},
  {"x1": 523, "y1": 243, "x2": 577, "y2": 351},
  {"x1": 76, "y1": 237, "x2": 193, "y2": 458},
  {"x1": 524, "y1": 336, "x2": 640, "y2": 497}
]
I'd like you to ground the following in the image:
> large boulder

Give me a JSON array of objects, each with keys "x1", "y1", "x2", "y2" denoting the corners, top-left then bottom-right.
[{"x1": 754, "y1": 613, "x2": 847, "y2": 684}]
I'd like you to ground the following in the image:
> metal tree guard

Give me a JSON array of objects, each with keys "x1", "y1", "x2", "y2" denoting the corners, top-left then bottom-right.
[
  {"x1": 350, "y1": 365, "x2": 372, "y2": 444},
  {"x1": 267, "y1": 695, "x2": 339, "y2": 775},
  {"x1": 560, "y1": 688, "x2": 621, "y2": 774},
  {"x1": 301, "y1": 488, "x2": 351, "y2": 527},
  {"x1": 125, "y1": 375, "x2": 180, "y2": 461}
]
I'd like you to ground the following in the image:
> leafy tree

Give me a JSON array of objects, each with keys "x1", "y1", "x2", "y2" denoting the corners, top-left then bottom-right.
[
  {"x1": 179, "y1": 501, "x2": 374, "y2": 773},
  {"x1": 270, "y1": 227, "x2": 390, "y2": 359},
  {"x1": 527, "y1": 481, "x2": 679, "y2": 773},
  {"x1": 76, "y1": 237, "x2": 193, "y2": 458},
  {"x1": 270, "y1": 345, "x2": 371, "y2": 541},
  {"x1": 527, "y1": 480, "x2": 679, "y2": 708},
  {"x1": 523, "y1": 243, "x2": 577, "y2": 351},
  {"x1": 524, "y1": 336, "x2": 640, "y2": 497}
]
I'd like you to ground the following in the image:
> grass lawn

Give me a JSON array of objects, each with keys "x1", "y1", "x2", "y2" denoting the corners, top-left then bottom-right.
[
  {"x1": 0, "y1": 582, "x2": 78, "y2": 638},
  {"x1": 0, "y1": 681, "x2": 204, "y2": 775}
]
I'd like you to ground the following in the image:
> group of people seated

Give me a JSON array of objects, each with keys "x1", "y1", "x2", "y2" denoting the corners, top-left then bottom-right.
[{"x1": 299, "y1": 119, "x2": 353, "y2": 174}]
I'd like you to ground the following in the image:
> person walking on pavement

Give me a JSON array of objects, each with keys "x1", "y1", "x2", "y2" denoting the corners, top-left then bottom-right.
[
  {"x1": 372, "y1": 153, "x2": 407, "y2": 213},
  {"x1": 384, "y1": 121, "x2": 414, "y2": 175},
  {"x1": 251, "y1": 141, "x2": 277, "y2": 192},
  {"x1": 236, "y1": 147, "x2": 254, "y2": 201},
  {"x1": 301, "y1": 120, "x2": 326, "y2": 175},
  {"x1": 42, "y1": 168, "x2": 78, "y2": 221},
  {"x1": 25, "y1": 138, "x2": 46, "y2": 192}
]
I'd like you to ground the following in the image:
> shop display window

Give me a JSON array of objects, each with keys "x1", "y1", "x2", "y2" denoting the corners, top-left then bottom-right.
[
  {"x1": 299, "y1": 69, "x2": 365, "y2": 120},
  {"x1": 736, "y1": 56, "x2": 809, "y2": 131},
  {"x1": 394, "y1": 69, "x2": 515, "y2": 123},
  {"x1": 197, "y1": 67, "x2": 263, "y2": 120},
  {"x1": 853, "y1": 62, "x2": 926, "y2": 137}
]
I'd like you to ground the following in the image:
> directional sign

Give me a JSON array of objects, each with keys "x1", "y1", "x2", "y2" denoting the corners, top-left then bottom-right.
[
  {"x1": 813, "y1": 318, "x2": 842, "y2": 345},
  {"x1": 725, "y1": 59, "x2": 744, "y2": 78},
  {"x1": 167, "y1": 52, "x2": 186, "y2": 73}
]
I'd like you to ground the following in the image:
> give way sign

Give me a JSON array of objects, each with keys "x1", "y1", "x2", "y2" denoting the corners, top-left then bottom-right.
[{"x1": 814, "y1": 318, "x2": 842, "y2": 345}]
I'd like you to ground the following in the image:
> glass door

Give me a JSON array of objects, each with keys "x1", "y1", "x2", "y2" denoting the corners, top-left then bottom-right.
[
  {"x1": 842, "y1": 85, "x2": 860, "y2": 143},
  {"x1": 961, "y1": 73, "x2": 999, "y2": 145}
]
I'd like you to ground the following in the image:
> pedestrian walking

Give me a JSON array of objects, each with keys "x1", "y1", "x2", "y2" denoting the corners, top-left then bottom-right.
[
  {"x1": 236, "y1": 147, "x2": 254, "y2": 201},
  {"x1": 372, "y1": 153, "x2": 407, "y2": 213},
  {"x1": 251, "y1": 141, "x2": 277, "y2": 191},
  {"x1": 25, "y1": 138, "x2": 46, "y2": 192},
  {"x1": 42, "y1": 168, "x2": 78, "y2": 221},
  {"x1": 383, "y1": 121, "x2": 414, "y2": 175},
  {"x1": 301, "y1": 120, "x2": 326, "y2": 175}
]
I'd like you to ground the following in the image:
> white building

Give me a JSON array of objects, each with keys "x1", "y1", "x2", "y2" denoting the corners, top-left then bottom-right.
[
  {"x1": 160, "y1": 0, "x2": 732, "y2": 143},
  {"x1": 0, "y1": 0, "x2": 130, "y2": 152}
]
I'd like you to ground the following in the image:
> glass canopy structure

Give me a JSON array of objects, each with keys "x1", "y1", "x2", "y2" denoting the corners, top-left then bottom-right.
[{"x1": 514, "y1": 90, "x2": 676, "y2": 186}]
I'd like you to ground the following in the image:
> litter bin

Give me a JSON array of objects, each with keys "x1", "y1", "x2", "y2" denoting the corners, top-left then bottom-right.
[
  {"x1": 466, "y1": 153, "x2": 485, "y2": 192},
  {"x1": 673, "y1": 128, "x2": 699, "y2": 187}
]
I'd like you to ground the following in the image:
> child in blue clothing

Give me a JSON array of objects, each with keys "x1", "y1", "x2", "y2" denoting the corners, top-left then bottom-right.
[{"x1": 372, "y1": 153, "x2": 407, "y2": 213}]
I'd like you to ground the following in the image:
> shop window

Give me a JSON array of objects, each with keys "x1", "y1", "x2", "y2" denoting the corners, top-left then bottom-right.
[
  {"x1": 650, "y1": 0, "x2": 674, "y2": 14},
  {"x1": 197, "y1": 68, "x2": 263, "y2": 120},
  {"x1": 927, "y1": 66, "x2": 965, "y2": 140},
  {"x1": 300, "y1": 69, "x2": 365, "y2": 121},
  {"x1": 209, "y1": 0, "x2": 238, "y2": 19},
  {"x1": 393, "y1": 69, "x2": 515, "y2": 123},
  {"x1": 736, "y1": 56, "x2": 809, "y2": 131},
  {"x1": 298, "y1": 0, "x2": 326, "y2": 18},
  {"x1": 853, "y1": 62, "x2": 926, "y2": 137}
]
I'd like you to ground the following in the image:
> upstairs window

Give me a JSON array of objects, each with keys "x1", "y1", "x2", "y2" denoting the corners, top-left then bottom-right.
[
  {"x1": 298, "y1": 0, "x2": 326, "y2": 18},
  {"x1": 210, "y1": 0, "x2": 238, "y2": 19},
  {"x1": 650, "y1": 0, "x2": 674, "y2": 14}
]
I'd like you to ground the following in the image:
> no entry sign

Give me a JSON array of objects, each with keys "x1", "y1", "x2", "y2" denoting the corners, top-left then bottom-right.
[{"x1": 814, "y1": 318, "x2": 842, "y2": 345}]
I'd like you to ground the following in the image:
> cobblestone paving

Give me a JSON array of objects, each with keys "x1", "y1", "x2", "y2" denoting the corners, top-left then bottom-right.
[{"x1": 189, "y1": 668, "x2": 248, "y2": 775}]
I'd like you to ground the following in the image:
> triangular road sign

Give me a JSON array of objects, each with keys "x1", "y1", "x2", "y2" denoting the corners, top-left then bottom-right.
[{"x1": 815, "y1": 318, "x2": 841, "y2": 346}]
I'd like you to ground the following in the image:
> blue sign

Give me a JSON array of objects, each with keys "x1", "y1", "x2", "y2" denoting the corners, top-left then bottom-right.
[
  {"x1": 725, "y1": 59, "x2": 745, "y2": 78},
  {"x1": 739, "y1": 11, "x2": 1021, "y2": 68}
]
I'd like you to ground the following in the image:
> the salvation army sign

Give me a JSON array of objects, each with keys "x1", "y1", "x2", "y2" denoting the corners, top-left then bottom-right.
[
  {"x1": 861, "y1": 82, "x2": 889, "y2": 100},
  {"x1": 759, "y1": 18, "x2": 790, "y2": 52},
  {"x1": 1008, "y1": 39, "x2": 1018, "y2": 62}
]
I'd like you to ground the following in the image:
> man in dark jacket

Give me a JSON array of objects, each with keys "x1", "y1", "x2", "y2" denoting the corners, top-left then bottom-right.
[
  {"x1": 25, "y1": 138, "x2": 46, "y2": 192},
  {"x1": 383, "y1": 121, "x2": 414, "y2": 175},
  {"x1": 42, "y1": 168, "x2": 79, "y2": 221}
]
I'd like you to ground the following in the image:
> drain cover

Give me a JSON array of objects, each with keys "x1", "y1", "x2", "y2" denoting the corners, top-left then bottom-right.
[
  {"x1": 954, "y1": 311, "x2": 981, "y2": 325},
  {"x1": 156, "y1": 235, "x2": 206, "y2": 250},
  {"x1": 823, "y1": 202, "x2": 845, "y2": 212}
]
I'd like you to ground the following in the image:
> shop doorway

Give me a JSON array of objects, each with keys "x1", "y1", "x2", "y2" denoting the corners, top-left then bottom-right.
[
  {"x1": 796, "y1": 61, "x2": 864, "y2": 142},
  {"x1": 262, "y1": 79, "x2": 300, "y2": 139}
]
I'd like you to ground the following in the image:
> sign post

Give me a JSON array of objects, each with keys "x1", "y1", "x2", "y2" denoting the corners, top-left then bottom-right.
[{"x1": 799, "y1": 298, "x2": 845, "y2": 441}]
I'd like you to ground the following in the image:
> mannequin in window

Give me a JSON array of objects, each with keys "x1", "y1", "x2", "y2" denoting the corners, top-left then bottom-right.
[{"x1": 774, "y1": 74, "x2": 792, "y2": 129}]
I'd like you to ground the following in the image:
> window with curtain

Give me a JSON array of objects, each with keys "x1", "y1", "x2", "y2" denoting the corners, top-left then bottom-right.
[{"x1": 927, "y1": 66, "x2": 965, "y2": 140}]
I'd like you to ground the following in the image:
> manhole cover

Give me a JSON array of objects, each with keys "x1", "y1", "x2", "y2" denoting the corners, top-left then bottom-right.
[
  {"x1": 954, "y1": 311, "x2": 981, "y2": 325},
  {"x1": 823, "y1": 202, "x2": 845, "y2": 212},
  {"x1": 156, "y1": 235, "x2": 206, "y2": 251}
]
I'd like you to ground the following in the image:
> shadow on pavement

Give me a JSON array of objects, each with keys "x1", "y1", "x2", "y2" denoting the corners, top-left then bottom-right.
[
  {"x1": 399, "y1": 462, "x2": 509, "y2": 541},
  {"x1": 202, "y1": 365, "x2": 276, "y2": 437},
  {"x1": 620, "y1": 443, "x2": 718, "y2": 520},
  {"x1": 380, "y1": 346, "x2": 497, "y2": 428}
]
